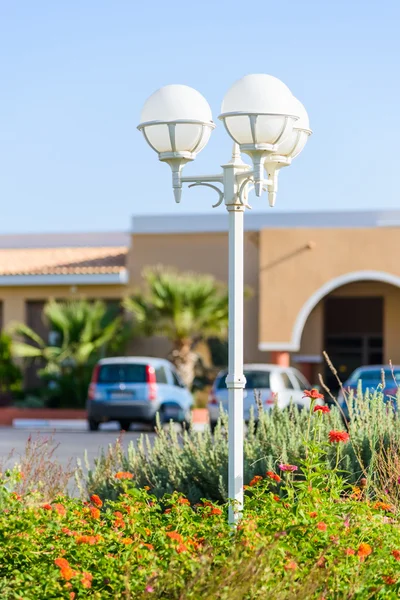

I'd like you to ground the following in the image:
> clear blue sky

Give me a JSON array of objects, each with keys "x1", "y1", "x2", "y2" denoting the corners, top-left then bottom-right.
[{"x1": 0, "y1": 0, "x2": 399, "y2": 233}]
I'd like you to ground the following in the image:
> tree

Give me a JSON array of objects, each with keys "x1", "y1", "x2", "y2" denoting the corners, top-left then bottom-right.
[
  {"x1": 12, "y1": 299, "x2": 129, "y2": 407},
  {"x1": 0, "y1": 332, "x2": 22, "y2": 404},
  {"x1": 124, "y1": 266, "x2": 230, "y2": 388}
]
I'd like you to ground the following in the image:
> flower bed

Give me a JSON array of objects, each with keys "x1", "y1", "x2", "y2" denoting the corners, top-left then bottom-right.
[{"x1": 2, "y1": 391, "x2": 400, "y2": 599}]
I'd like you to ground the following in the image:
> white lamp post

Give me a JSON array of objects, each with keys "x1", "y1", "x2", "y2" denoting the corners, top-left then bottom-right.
[{"x1": 138, "y1": 74, "x2": 311, "y2": 524}]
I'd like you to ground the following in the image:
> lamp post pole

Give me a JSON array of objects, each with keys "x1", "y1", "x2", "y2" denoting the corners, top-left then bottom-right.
[{"x1": 137, "y1": 75, "x2": 311, "y2": 525}]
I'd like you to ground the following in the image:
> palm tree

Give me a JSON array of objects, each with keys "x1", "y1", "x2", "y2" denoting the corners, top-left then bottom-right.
[
  {"x1": 124, "y1": 266, "x2": 230, "y2": 388},
  {"x1": 12, "y1": 299, "x2": 128, "y2": 406}
]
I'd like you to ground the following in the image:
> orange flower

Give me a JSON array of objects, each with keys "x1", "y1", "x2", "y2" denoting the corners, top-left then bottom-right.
[
  {"x1": 53, "y1": 503, "x2": 66, "y2": 517},
  {"x1": 69, "y1": 593, "x2": 76, "y2": 600},
  {"x1": 114, "y1": 511, "x2": 123, "y2": 518},
  {"x1": 164, "y1": 508, "x2": 172, "y2": 514},
  {"x1": 144, "y1": 485, "x2": 150, "y2": 491},
  {"x1": 121, "y1": 537, "x2": 133, "y2": 545},
  {"x1": 54, "y1": 558, "x2": 69, "y2": 569},
  {"x1": 345, "y1": 548, "x2": 355, "y2": 556},
  {"x1": 273, "y1": 495, "x2": 280, "y2": 502},
  {"x1": 392, "y1": 549, "x2": 400, "y2": 561},
  {"x1": 317, "y1": 522, "x2": 327, "y2": 531},
  {"x1": 177, "y1": 543, "x2": 188, "y2": 553},
  {"x1": 210, "y1": 507, "x2": 222, "y2": 516},
  {"x1": 249, "y1": 475, "x2": 263, "y2": 486},
  {"x1": 166, "y1": 531, "x2": 183, "y2": 543},
  {"x1": 284, "y1": 560, "x2": 298, "y2": 571},
  {"x1": 358, "y1": 543, "x2": 372, "y2": 558},
  {"x1": 373, "y1": 501, "x2": 392, "y2": 511},
  {"x1": 115, "y1": 472, "x2": 133, "y2": 480},
  {"x1": 142, "y1": 543, "x2": 154, "y2": 550},
  {"x1": 60, "y1": 566, "x2": 76, "y2": 581},
  {"x1": 383, "y1": 576, "x2": 397, "y2": 585},
  {"x1": 266, "y1": 471, "x2": 281, "y2": 482},
  {"x1": 303, "y1": 389, "x2": 324, "y2": 400},
  {"x1": 328, "y1": 430, "x2": 350, "y2": 443},
  {"x1": 42, "y1": 503, "x2": 52, "y2": 510},
  {"x1": 89, "y1": 506, "x2": 100, "y2": 519},
  {"x1": 76, "y1": 535, "x2": 100, "y2": 545},
  {"x1": 177, "y1": 497, "x2": 190, "y2": 506},
  {"x1": 144, "y1": 528, "x2": 151, "y2": 536},
  {"x1": 90, "y1": 494, "x2": 103, "y2": 507},
  {"x1": 81, "y1": 572, "x2": 93, "y2": 589},
  {"x1": 309, "y1": 512, "x2": 318, "y2": 518}
]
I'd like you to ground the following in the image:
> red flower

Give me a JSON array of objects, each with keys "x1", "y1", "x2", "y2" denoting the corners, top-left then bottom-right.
[
  {"x1": 90, "y1": 494, "x2": 103, "y2": 507},
  {"x1": 383, "y1": 576, "x2": 397, "y2": 585},
  {"x1": 392, "y1": 550, "x2": 400, "y2": 561},
  {"x1": 177, "y1": 497, "x2": 190, "y2": 506},
  {"x1": 42, "y1": 503, "x2": 52, "y2": 510},
  {"x1": 273, "y1": 495, "x2": 280, "y2": 502},
  {"x1": 328, "y1": 430, "x2": 350, "y2": 443},
  {"x1": 284, "y1": 560, "x2": 298, "y2": 571},
  {"x1": 166, "y1": 531, "x2": 183, "y2": 543},
  {"x1": 313, "y1": 405, "x2": 330, "y2": 413},
  {"x1": 303, "y1": 389, "x2": 324, "y2": 400},
  {"x1": 345, "y1": 548, "x2": 355, "y2": 556},
  {"x1": 266, "y1": 471, "x2": 281, "y2": 482},
  {"x1": 210, "y1": 507, "x2": 222, "y2": 516},
  {"x1": 317, "y1": 522, "x2": 327, "y2": 531},
  {"x1": 249, "y1": 475, "x2": 263, "y2": 486},
  {"x1": 309, "y1": 512, "x2": 318, "y2": 518}
]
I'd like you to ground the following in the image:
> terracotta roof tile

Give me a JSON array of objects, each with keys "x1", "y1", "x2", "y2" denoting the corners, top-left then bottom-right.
[{"x1": 0, "y1": 246, "x2": 128, "y2": 276}]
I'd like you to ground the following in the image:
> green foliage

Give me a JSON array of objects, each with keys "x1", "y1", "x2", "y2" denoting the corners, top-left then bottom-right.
[
  {"x1": 0, "y1": 332, "x2": 22, "y2": 398},
  {"x1": 3, "y1": 401, "x2": 400, "y2": 598},
  {"x1": 12, "y1": 300, "x2": 129, "y2": 407},
  {"x1": 78, "y1": 388, "x2": 400, "y2": 506},
  {"x1": 125, "y1": 266, "x2": 229, "y2": 341},
  {"x1": 124, "y1": 266, "x2": 229, "y2": 387}
]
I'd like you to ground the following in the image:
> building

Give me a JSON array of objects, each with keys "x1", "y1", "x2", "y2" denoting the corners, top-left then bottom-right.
[{"x1": 3, "y1": 210, "x2": 400, "y2": 388}]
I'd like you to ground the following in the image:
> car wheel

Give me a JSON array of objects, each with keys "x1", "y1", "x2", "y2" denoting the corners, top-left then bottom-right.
[
  {"x1": 88, "y1": 419, "x2": 99, "y2": 432},
  {"x1": 118, "y1": 420, "x2": 132, "y2": 431}
]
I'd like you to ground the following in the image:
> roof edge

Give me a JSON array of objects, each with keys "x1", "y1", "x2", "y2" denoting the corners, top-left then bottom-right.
[{"x1": 0, "y1": 271, "x2": 129, "y2": 287}]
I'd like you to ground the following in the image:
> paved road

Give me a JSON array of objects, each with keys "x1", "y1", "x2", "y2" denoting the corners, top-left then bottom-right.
[{"x1": 0, "y1": 426, "x2": 155, "y2": 472}]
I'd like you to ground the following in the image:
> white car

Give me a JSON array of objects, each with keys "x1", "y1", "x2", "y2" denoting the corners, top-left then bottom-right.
[{"x1": 208, "y1": 363, "x2": 317, "y2": 431}]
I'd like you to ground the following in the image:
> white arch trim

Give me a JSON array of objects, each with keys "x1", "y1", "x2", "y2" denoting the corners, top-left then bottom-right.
[{"x1": 259, "y1": 270, "x2": 400, "y2": 353}]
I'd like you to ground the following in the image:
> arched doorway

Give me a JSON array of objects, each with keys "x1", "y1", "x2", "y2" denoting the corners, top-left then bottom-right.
[{"x1": 291, "y1": 272, "x2": 400, "y2": 390}]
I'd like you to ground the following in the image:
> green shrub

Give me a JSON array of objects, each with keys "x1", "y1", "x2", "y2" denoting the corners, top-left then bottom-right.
[
  {"x1": 3, "y1": 397, "x2": 400, "y2": 599},
  {"x1": 77, "y1": 387, "x2": 400, "y2": 505}
]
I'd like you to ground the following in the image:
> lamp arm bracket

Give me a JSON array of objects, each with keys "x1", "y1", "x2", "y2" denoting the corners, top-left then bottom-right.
[
  {"x1": 188, "y1": 182, "x2": 225, "y2": 208},
  {"x1": 237, "y1": 176, "x2": 271, "y2": 209}
]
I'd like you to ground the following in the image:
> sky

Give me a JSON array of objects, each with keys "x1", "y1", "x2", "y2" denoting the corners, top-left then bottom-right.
[{"x1": 0, "y1": 0, "x2": 399, "y2": 233}]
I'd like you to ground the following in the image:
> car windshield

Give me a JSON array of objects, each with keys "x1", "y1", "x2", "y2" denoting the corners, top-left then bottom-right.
[
  {"x1": 217, "y1": 370, "x2": 270, "y2": 390},
  {"x1": 98, "y1": 364, "x2": 147, "y2": 384},
  {"x1": 347, "y1": 369, "x2": 400, "y2": 388}
]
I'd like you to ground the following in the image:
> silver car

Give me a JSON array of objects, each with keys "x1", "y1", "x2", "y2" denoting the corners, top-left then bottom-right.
[
  {"x1": 86, "y1": 357, "x2": 193, "y2": 431},
  {"x1": 208, "y1": 363, "x2": 314, "y2": 431}
]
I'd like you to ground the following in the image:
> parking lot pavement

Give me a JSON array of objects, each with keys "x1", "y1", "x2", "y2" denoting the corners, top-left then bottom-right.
[{"x1": 0, "y1": 427, "x2": 156, "y2": 472}]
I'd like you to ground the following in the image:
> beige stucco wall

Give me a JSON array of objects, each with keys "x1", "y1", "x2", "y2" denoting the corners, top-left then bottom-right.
[
  {"x1": 129, "y1": 232, "x2": 266, "y2": 363},
  {"x1": 0, "y1": 285, "x2": 126, "y2": 331},
  {"x1": 259, "y1": 227, "x2": 400, "y2": 353}
]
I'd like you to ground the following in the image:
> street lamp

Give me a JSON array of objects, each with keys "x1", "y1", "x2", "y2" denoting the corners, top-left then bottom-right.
[{"x1": 138, "y1": 74, "x2": 311, "y2": 524}]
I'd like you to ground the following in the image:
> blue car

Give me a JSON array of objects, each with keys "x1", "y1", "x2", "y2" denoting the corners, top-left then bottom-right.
[
  {"x1": 86, "y1": 357, "x2": 193, "y2": 431},
  {"x1": 338, "y1": 365, "x2": 400, "y2": 419}
]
